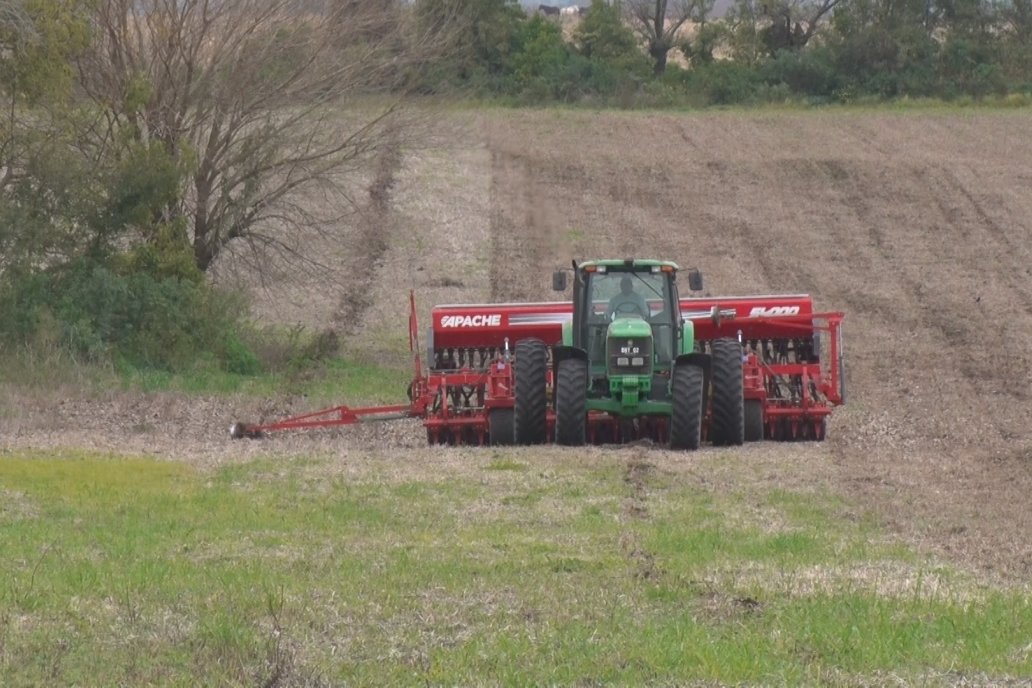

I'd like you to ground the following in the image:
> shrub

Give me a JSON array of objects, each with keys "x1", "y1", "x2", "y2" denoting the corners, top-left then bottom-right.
[
  {"x1": 0, "y1": 257, "x2": 256, "y2": 374},
  {"x1": 687, "y1": 61, "x2": 763, "y2": 105},
  {"x1": 761, "y1": 48, "x2": 840, "y2": 98}
]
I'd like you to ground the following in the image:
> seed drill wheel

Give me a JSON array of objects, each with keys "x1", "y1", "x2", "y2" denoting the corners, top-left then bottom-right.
[
  {"x1": 709, "y1": 338, "x2": 745, "y2": 446},
  {"x1": 669, "y1": 362, "x2": 704, "y2": 450},
  {"x1": 555, "y1": 358, "x2": 588, "y2": 446},
  {"x1": 489, "y1": 409, "x2": 515, "y2": 446},
  {"x1": 514, "y1": 338, "x2": 548, "y2": 445},
  {"x1": 744, "y1": 400, "x2": 764, "y2": 442}
]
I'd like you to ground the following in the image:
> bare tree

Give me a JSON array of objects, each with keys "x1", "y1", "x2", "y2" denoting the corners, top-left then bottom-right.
[
  {"x1": 624, "y1": 0, "x2": 713, "y2": 74},
  {"x1": 1003, "y1": 0, "x2": 1032, "y2": 43},
  {"x1": 0, "y1": 0, "x2": 33, "y2": 191},
  {"x1": 0, "y1": 1, "x2": 37, "y2": 49},
  {"x1": 725, "y1": 0, "x2": 840, "y2": 60},
  {"x1": 758, "y1": 0, "x2": 841, "y2": 54},
  {"x1": 76, "y1": 0, "x2": 442, "y2": 274}
]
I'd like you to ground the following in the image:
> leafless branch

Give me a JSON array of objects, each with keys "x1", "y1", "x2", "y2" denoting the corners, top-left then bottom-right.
[{"x1": 77, "y1": 0, "x2": 446, "y2": 277}]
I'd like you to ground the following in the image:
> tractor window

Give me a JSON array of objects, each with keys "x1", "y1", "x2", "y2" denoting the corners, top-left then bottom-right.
[
  {"x1": 587, "y1": 271, "x2": 667, "y2": 319},
  {"x1": 583, "y1": 270, "x2": 676, "y2": 367}
]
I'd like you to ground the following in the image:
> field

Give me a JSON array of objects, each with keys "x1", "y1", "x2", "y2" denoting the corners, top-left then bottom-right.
[{"x1": 2, "y1": 108, "x2": 1032, "y2": 685}]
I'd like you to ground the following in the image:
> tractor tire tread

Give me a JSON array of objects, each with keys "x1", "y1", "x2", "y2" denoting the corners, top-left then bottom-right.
[
  {"x1": 514, "y1": 338, "x2": 548, "y2": 445},
  {"x1": 670, "y1": 363, "x2": 704, "y2": 450},
  {"x1": 744, "y1": 399, "x2": 764, "y2": 442},
  {"x1": 489, "y1": 408, "x2": 515, "y2": 446},
  {"x1": 555, "y1": 358, "x2": 588, "y2": 446},
  {"x1": 710, "y1": 338, "x2": 745, "y2": 446}
]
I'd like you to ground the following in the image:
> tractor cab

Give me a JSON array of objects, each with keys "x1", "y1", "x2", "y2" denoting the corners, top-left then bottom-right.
[
  {"x1": 555, "y1": 260, "x2": 702, "y2": 380},
  {"x1": 580, "y1": 262, "x2": 677, "y2": 376}
]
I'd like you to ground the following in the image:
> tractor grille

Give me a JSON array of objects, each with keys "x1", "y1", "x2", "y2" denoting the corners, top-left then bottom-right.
[{"x1": 607, "y1": 337, "x2": 652, "y2": 375}]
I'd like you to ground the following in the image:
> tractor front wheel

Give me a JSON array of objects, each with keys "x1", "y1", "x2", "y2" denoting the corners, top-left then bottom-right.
[
  {"x1": 555, "y1": 358, "x2": 588, "y2": 446},
  {"x1": 670, "y1": 363, "x2": 704, "y2": 450},
  {"x1": 514, "y1": 338, "x2": 548, "y2": 444},
  {"x1": 710, "y1": 338, "x2": 745, "y2": 446}
]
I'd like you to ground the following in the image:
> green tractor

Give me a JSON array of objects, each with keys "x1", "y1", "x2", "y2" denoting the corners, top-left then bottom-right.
[{"x1": 519, "y1": 259, "x2": 745, "y2": 449}]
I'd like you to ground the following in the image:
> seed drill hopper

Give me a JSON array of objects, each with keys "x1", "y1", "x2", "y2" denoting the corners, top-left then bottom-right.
[{"x1": 230, "y1": 260, "x2": 844, "y2": 447}]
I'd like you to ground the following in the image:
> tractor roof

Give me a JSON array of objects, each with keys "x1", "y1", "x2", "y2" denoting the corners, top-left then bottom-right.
[{"x1": 579, "y1": 259, "x2": 680, "y2": 272}]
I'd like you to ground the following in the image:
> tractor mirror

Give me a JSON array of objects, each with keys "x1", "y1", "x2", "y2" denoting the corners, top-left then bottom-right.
[
  {"x1": 687, "y1": 269, "x2": 703, "y2": 291},
  {"x1": 552, "y1": 270, "x2": 568, "y2": 291}
]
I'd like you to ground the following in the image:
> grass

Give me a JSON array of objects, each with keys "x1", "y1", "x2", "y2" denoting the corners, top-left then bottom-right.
[
  {"x1": 464, "y1": 91, "x2": 1032, "y2": 115},
  {"x1": 0, "y1": 309, "x2": 417, "y2": 406},
  {"x1": 0, "y1": 344, "x2": 414, "y2": 406},
  {"x1": 1, "y1": 449, "x2": 1029, "y2": 686},
  {"x1": 117, "y1": 356, "x2": 414, "y2": 404}
]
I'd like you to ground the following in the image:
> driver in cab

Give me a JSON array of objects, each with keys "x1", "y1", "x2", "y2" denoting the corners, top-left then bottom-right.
[{"x1": 607, "y1": 275, "x2": 649, "y2": 319}]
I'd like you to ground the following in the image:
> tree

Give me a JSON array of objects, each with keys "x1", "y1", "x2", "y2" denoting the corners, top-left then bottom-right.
[
  {"x1": 725, "y1": 0, "x2": 840, "y2": 61},
  {"x1": 676, "y1": 15, "x2": 725, "y2": 66},
  {"x1": 576, "y1": 0, "x2": 642, "y2": 65},
  {"x1": 75, "y1": 0, "x2": 443, "y2": 274},
  {"x1": 826, "y1": 0, "x2": 942, "y2": 95},
  {"x1": 1003, "y1": 0, "x2": 1032, "y2": 44},
  {"x1": 761, "y1": 0, "x2": 842, "y2": 55},
  {"x1": 624, "y1": 0, "x2": 713, "y2": 75},
  {"x1": 509, "y1": 15, "x2": 573, "y2": 98},
  {"x1": 414, "y1": 0, "x2": 527, "y2": 89},
  {"x1": 1000, "y1": 0, "x2": 1032, "y2": 79},
  {"x1": 0, "y1": 0, "x2": 93, "y2": 275}
]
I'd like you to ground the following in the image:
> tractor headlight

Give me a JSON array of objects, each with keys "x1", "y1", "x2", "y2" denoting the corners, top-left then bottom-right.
[
  {"x1": 617, "y1": 357, "x2": 629, "y2": 366},
  {"x1": 631, "y1": 357, "x2": 644, "y2": 367}
]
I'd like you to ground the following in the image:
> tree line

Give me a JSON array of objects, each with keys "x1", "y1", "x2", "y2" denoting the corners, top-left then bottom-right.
[
  {"x1": 0, "y1": 0, "x2": 1027, "y2": 377},
  {"x1": 421, "y1": 0, "x2": 1031, "y2": 104}
]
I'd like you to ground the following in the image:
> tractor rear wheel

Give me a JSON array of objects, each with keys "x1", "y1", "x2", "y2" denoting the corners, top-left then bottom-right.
[
  {"x1": 744, "y1": 399, "x2": 764, "y2": 442},
  {"x1": 555, "y1": 358, "x2": 588, "y2": 446},
  {"x1": 710, "y1": 338, "x2": 745, "y2": 446},
  {"x1": 670, "y1": 363, "x2": 704, "y2": 450},
  {"x1": 514, "y1": 338, "x2": 548, "y2": 444},
  {"x1": 489, "y1": 409, "x2": 515, "y2": 446}
]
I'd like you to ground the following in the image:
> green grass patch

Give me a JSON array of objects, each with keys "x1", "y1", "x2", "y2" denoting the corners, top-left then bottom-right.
[
  {"x1": 1, "y1": 449, "x2": 1029, "y2": 686},
  {"x1": 0, "y1": 320, "x2": 414, "y2": 404},
  {"x1": 484, "y1": 456, "x2": 527, "y2": 471},
  {"x1": 112, "y1": 355, "x2": 413, "y2": 403}
]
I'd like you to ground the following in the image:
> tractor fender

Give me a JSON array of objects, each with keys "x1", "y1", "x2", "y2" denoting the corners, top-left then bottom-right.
[
  {"x1": 553, "y1": 345, "x2": 589, "y2": 368},
  {"x1": 680, "y1": 320, "x2": 696, "y2": 355},
  {"x1": 674, "y1": 351, "x2": 710, "y2": 372}
]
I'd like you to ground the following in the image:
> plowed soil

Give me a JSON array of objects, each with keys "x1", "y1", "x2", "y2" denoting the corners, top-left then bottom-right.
[{"x1": 3, "y1": 109, "x2": 1031, "y2": 584}]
